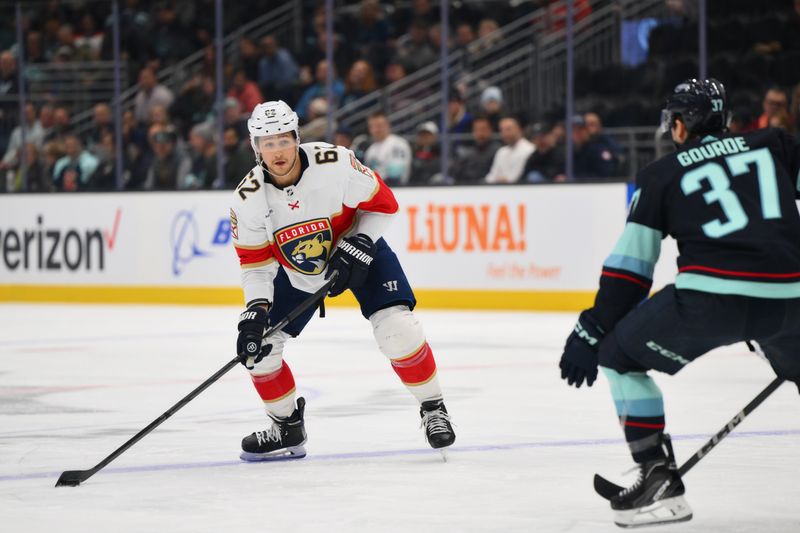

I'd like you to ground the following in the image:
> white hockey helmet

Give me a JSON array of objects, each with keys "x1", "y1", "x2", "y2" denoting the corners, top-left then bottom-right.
[{"x1": 248, "y1": 100, "x2": 299, "y2": 163}]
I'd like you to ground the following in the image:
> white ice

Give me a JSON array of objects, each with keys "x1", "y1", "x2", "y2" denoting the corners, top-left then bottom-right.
[{"x1": 0, "y1": 304, "x2": 798, "y2": 533}]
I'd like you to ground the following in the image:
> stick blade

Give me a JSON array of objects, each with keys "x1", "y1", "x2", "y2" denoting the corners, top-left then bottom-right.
[
  {"x1": 593, "y1": 473, "x2": 624, "y2": 500},
  {"x1": 55, "y1": 470, "x2": 90, "y2": 487}
]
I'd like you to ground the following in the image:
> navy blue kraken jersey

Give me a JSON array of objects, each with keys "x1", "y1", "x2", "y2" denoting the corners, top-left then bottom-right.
[{"x1": 591, "y1": 128, "x2": 800, "y2": 331}]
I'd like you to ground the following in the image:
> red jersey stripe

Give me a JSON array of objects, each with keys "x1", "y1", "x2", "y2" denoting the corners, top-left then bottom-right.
[
  {"x1": 601, "y1": 270, "x2": 652, "y2": 289},
  {"x1": 235, "y1": 243, "x2": 274, "y2": 266},
  {"x1": 679, "y1": 265, "x2": 800, "y2": 279},
  {"x1": 623, "y1": 421, "x2": 666, "y2": 429}
]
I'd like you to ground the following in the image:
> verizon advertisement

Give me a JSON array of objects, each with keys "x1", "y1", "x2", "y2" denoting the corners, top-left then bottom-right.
[
  {"x1": 0, "y1": 192, "x2": 240, "y2": 285},
  {"x1": 0, "y1": 186, "x2": 678, "y2": 294}
]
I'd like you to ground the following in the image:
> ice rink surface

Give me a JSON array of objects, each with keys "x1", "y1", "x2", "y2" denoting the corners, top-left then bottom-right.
[{"x1": 1, "y1": 303, "x2": 798, "y2": 533}]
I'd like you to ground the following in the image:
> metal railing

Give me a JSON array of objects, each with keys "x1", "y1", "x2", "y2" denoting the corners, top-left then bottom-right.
[
  {"x1": 3, "y1": 61, "x2": 129, "y2": 112},
  {"x1": 67, "y1": 2, "x2": 301, "y2": 136},
  {"x1": 334, "y1": 0, "x2": 666, "y2": 136}
]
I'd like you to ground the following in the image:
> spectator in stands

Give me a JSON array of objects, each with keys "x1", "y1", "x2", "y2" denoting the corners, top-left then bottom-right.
[
  {"x1": 43, "y1": 106, "x2": 71, "y2": 145},
  {"x1": 222, "y1": 96, "x2": 248, "y2": 139},
  {"x1": 186, "y1": 122, "x2": 217, "y2": 189},
  {"x1": 87, "y1": 130, "x2": 125, "y2": 191},
  {"x1": 748, "y1": 87, "x2": 789, "y2": 130},
  {"x1": 120, "y1": 109, "x2": 149, "y2": 189},
  {"x1": 480, "y1": 86, "x2": 504, "y2": 131},
  {"x1": 237, "y1": 37, "x2": 261, "y2": 83},
  {"x1": 411, "y1": 121, "x2": 440, "y2": 185},
  {"x1": 472, "y1": 18, "x2": 502, "y2": 52},
  {"x1": 41, "y1": 138, "x2": 63, "y2": 180},
  {"x1": 52, "y1": 134, "x2": 99, "y2": 192},
  {"x1": 570, "y1": 115, "x2": 620, "y2": 180},
  {"x1": 448, "y1": 89, "x2": 473, "y2": 135},
  {"x1": 451, "y1": 116, "x2": 501, "y2": 184},
  {"x1": 133, "y1": 67, "x2": 175, "y2": 126},
  {"x1": 171, "y1": 74, "x2": 215, "y2": 137},
  {"x1": 365, "y1": 111, "x2": 412, "y2": 186},
  {"x1": 334, "y1": 125, "x2": 354, "y2": 150},
  {"x1": 221, "y1": 125, "x2": 254, "y2": 189},
  {"x1": 341, "y1": 60, "x2": 378, "y2": 109},
  {"x1": 151, "y1": 2, "x2": 194, "y2": 65},
  {"x1": 54, "y1": 24, "x2": 77, "y2": 60},
  {"x1": 524, "y1": 122, "x2": 563, "y2": 182},
  {"x1": 1, "y1": 103, "x2": 44, "y2": 170},
  {"x1": 144, "y1": 126, "x2": 192, "y2": 190},
  {"x1": 74, "y1": 13, "x2": 104, "y2": 61},
  {"x1": 584, "y1": 111, "x2": 623, "y2": 165},
  {"x1": 228, "y1": 68, "x2": 263, "y2": 114},
  {"x1": 26, "y1": 31, "x2": 46, "y2": 64},
  {"x1": 257, "y1": 35, "x2": 299, "y2": 103},
  {"x1": 148, "y1": 104, "x2": 173, "y2": 129},
  {"x1": 394, "y1": 0, "x2": 440, "y2": 37},
  {"x1": 396, "y1": 19, "x2": 437, "y2": 73},
  {"x1": 0, "y1": 51, "x2": 19, "y2": 151},
  {"x1": 354, "y1": 0, "x2": 393, "y2": 71},
  {"x1": 454, "y1": 22, "x2": 477, "y2": 52},
  {"x1": 14, "y1": 142, "x2": 50, "y2": 193},
  {"x1": 84, "y1": 103, "x2": 113, "y2": 153},
  {"x1": 299, "y1": 97, "x2": 332, "y2": 142},
  {"x1": 382, "y1": 59, "x2": 430, "y2": 112},
  {"x1": 37, "y1": 104, "x2": 55, "y2": 145},
  {"x1": 485, "y1": 115, "x2": 535, "y2": 184},
  {"x1": 295, "y1": 60, "x2": 344, "y2": 123},
  {"x1": 300, "y1": 29, "x2": 353, "y2": 84}
]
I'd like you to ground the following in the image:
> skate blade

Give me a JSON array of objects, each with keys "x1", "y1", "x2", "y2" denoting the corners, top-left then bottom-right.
[
  {"x1": 613, "y1": 495, "x2": 693, "y2": 528},
  {"x1": 438, "y1": 448, "x2": 448, "y2": 463},
  {"x1": 239, "y1": 445, "x2": 307, "y2": 463}
]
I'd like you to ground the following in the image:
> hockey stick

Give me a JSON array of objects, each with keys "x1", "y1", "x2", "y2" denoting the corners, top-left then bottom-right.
[
  {"x1": 55, "y1": 273, "x2": 337, "y2": 487},
  {"x1": 594, "y1": 376, "x2": 785, "y2": 500}
]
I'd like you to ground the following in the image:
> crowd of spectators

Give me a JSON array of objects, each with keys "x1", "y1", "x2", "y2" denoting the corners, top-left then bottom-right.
[{"x1": 0, "y1": 0, "x2": 798, "y2": 192}]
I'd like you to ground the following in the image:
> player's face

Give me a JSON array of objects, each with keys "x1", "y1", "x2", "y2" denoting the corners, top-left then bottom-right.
[{"x1": 258, "y1": 133, "x2": 298, "y2": 172}]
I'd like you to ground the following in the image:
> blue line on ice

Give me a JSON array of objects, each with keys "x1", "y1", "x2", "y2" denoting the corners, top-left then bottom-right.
[{"x1": 2, "y1": 428, "x2": 798, "y2": 483}]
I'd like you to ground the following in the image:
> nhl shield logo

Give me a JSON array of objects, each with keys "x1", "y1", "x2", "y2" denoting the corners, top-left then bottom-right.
[{"x1": 275, "y1": 218, "x2": 333, "y2": 275}]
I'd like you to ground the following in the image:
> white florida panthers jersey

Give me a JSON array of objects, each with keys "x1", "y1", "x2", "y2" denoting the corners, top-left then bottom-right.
[{"x1": 230, "y1": 142, "x2": 398, "y2": 306}]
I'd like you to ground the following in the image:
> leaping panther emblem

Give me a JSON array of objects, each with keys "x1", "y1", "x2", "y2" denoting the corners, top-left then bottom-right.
[{"x1": 275, "y1": 218, "x2": 333, "y2": 275}]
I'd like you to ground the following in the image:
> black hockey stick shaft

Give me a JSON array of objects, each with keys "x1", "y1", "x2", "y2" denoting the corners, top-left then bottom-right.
[
  {"x1": 55, "y1": 274, "x2": 337, "y2": 487},
  {"x1": 594, "y1": 376, "x2": 785, "y2": 499},
  {"x1": 678, "y1": 376, "x2": 784, "y2": 476}
]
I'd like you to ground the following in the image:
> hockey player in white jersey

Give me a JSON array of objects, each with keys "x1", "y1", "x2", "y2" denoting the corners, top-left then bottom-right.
[{"x1": 230, "y1": 100, "x2": 455, "y2": 461}]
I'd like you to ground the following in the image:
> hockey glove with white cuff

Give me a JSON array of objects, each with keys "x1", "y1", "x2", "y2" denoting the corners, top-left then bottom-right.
[
  {"x1": 559, "y1": 310, "x2": 605, "y2": 388},
  {"x1": 236, "y1": 306, "x2": 273, "y2": 369},
  {"x1": 325, "y1": 234, "x2": 376, "y2": 297}
]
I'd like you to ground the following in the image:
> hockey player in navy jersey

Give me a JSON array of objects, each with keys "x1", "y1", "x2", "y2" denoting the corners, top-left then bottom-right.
[
  {"x1": 558, "y1": 79, "x2": 800, "y2": 527},
  {"x1": 230, "y1": 100, "x2": 455, "y2": 462}
]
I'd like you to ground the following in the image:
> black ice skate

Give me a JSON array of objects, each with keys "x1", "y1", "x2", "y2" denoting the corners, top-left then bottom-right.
[
  {"x1": 420, "y1": 399, "x2": 455, "y2": 455},
  {"x1": 240, "y1": 397, "x2": 307, "y2": 462},
  {"x1": 610, "y1": 434, "x2": 692, "y2": 528}
]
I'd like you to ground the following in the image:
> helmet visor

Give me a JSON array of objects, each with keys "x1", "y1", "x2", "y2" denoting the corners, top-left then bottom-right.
[
  {"x1": 254, "y1": 135, "x2": 298, "y2": 153},
  {"x1": 658, "y1": 109, "x2": 674, "y2": 134}
]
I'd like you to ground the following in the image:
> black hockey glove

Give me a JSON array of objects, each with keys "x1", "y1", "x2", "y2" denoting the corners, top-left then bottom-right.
[
  {"x1": 325, "y1": 233, "x2": 376, "y2": 297},
  {"x1": 236, "y1": 306, "x2": 273, "y2": 369},
  {"x1": 559, "y1": 310, "x2": 605, "y2": 388}
]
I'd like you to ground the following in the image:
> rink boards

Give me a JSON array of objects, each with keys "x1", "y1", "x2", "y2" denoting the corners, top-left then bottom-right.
[{"x1": 0, "y1": 184, "x2": 679, "y2": 310}]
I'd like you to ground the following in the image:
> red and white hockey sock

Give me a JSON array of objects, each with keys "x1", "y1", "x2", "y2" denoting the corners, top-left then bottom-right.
[
  {"x1": 250, "y1": 361, "x2": 297, "y2": 418},
  {"x1": 390, "y1": 341, "x2": 443, "y2": 403}
]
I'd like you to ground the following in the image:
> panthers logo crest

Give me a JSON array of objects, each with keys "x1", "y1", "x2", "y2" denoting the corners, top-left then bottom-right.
[{"x1": 275, "y1": 218, "x2": 333, "y2": 275}]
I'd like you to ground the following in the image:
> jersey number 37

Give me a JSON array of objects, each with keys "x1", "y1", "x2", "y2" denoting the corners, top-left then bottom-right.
[{"x1": 681, "y1": 148, "x2": 780, "y2": 238}]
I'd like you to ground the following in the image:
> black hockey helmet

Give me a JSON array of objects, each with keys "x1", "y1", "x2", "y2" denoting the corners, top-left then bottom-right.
[{"x1": 659, "y1": 78, "x2": 731, "y2": 136}]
